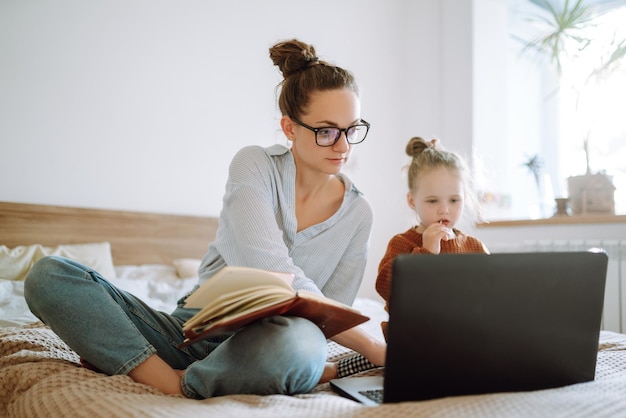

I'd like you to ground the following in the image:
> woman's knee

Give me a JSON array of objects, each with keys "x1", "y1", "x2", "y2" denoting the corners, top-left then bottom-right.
[
  {"x1": 272, "y1": 316, "x2": 327, "y2": 361},
  {"x1": 273, "y1": 317, "x2": 327, "y2": 392},
  {"x1": 183, "y1": 316, "x2": 327, "y2": 398},
  {"x1": 25, "y1": 256, "x2": 64, "y2": 295},
  {"x1": 262, "y1": 316, "x2": 328, "y2": 390},
  {"x1": 24, "y1": 255, "x2": 82, "y2": 313},
  {"x1": 253, "y1": 316, "x2": 326, "y2": 355}
]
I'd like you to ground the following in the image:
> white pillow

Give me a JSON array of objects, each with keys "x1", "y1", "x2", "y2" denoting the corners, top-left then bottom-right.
[
  {"x1": 172, "y1": 258, "x2": 201, "y2": 278},
  {"x1": 0, "y1": 242, "x2": 117, "y2": 281}
]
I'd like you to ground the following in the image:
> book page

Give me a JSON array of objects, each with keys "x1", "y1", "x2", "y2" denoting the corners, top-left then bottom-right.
[
  {"x1": 180, "y1": 290, "x2": 371, "y2": 346},
  {"x1": 179, "y1": 267, "x2": 371, "y2": 346},
  {"x1": 184, "y1": 266, "x2": 294, "y2": 309},
  {"x1": 183, "y1": 285, "x2": 294, "y2": 331},
  {"x1": 183, "y1": 298, "x2": 298, "y2": 342}
]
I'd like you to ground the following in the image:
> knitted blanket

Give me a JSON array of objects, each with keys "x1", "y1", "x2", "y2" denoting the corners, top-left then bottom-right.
[{"x1": 3, "y1": 323, "x2": 626, "y2": 418}]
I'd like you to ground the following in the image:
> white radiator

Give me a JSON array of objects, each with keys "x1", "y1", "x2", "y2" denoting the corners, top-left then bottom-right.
[{"x1": 489, "y1": 239, "x2": 626, "y2": 333}]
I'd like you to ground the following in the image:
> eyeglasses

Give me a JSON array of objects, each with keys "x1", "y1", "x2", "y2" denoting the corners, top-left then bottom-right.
[{"x1": 290, "y1": 116, "x2": 370, "y2": 147}]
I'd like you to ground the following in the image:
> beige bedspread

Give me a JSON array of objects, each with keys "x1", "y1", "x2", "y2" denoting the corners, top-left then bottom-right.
[{"x1": 3, "y1": 323, "x2": 626, "y2": 418}]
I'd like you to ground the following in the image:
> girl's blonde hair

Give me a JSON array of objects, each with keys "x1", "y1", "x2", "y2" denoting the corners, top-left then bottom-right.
[{"x1": 405, "y1": 137, "x2": 481, "y2": 224}]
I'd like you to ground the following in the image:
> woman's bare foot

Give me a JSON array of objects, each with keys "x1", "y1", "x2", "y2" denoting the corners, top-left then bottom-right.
[{"x1": 128, "y1": 354, "x2": 185, "y2": 396}]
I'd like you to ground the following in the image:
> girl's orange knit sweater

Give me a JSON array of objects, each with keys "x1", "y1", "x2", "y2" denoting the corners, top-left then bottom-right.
[{"x1": 376, "y1": 227, "x2": 489, "y2": 341}]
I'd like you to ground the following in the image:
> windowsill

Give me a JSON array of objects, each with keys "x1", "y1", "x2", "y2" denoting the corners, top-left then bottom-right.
[{"x1": 478, "y1": 214, "x2": 626, "y2": 228}]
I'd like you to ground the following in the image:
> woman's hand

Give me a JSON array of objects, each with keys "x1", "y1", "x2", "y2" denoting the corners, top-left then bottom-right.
[
  {"x1": 357, "y1": 337, "x2": 386, "y2": 366},
  {"x1": 318, "y1": 328, "x2": 387, "y2": 384},
  {"x1": 331, "y1": 326, "x2": 387, "y2": 366}
]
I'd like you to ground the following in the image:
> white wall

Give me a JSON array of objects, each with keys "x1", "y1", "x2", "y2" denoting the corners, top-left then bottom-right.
[{"x1": 2, "y1": 0, "x2": 544, "y2": 301}]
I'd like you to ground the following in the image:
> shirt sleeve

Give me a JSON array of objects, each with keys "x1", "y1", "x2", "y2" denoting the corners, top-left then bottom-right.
[{"x1": 214, "y1": 147, "x2": 309, "y2": 280}]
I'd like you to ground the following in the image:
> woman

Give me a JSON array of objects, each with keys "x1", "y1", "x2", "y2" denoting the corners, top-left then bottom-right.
[{"x1": 25, "y1": 38, "x2": 385, "y2": 399}]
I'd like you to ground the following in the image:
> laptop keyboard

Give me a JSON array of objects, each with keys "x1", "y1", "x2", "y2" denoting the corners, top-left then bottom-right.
[{"x1": 359, "y1": 389, "x2": 383, "y2": 404}]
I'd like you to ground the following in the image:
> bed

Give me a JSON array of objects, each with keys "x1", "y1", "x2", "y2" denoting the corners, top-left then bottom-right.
[{"x1": 2, "y1": 201, "x2": 626, "y2": 417}]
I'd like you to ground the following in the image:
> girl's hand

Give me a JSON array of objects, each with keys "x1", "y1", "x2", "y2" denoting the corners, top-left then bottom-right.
[{"x1": 421, "y1": 222, "x2": 454, "y2": 254}]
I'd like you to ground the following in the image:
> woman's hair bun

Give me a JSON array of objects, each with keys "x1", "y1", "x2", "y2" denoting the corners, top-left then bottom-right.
[{"x1": 269, "y1": 39, "x2": 320, "y2": 78}]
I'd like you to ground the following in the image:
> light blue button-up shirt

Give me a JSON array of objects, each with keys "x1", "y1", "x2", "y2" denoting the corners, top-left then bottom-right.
[{"x1": 198, "y1": 144, "x2": 373, "y2": 306}]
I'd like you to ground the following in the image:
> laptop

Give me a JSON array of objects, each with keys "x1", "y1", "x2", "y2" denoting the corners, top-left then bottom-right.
[{"x1": 330, "y1": 251, "x2": 608, "y2": 405}]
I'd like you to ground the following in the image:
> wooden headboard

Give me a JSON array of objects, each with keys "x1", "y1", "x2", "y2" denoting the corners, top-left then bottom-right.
[{"x1": 0, "y1": 202, "x2": 219, "y2": 266}]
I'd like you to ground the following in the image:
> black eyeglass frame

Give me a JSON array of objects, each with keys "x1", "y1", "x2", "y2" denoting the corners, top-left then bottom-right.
[{"x1": 290, "y1": 116, "x2": 370, "y2": 147}]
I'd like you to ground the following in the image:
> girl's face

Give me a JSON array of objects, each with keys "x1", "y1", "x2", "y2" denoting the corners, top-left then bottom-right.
[
  {"x1": 408, "y1": 166, "x2": 464, "y2": 229},
  {"x1": 283, "y1": 88, "x2": 361, "y2": 176}
]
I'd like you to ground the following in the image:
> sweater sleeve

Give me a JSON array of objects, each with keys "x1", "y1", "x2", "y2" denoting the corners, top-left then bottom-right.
[{"x1": 375, "y1": 231, "x2": 430, "y2": 304}]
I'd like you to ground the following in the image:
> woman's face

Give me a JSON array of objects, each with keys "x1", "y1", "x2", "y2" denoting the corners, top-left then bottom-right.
[{"x1": 285, "y1": 88, "x2": 361, "y2": 176}]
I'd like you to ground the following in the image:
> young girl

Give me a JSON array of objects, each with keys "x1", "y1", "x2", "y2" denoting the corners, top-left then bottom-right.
[
  {"x1": 376, "y1": 137, "x2": 489, "y2": 340},
  {"x1": 25, "y1": 39, "x2": 385, "y2": 399}
]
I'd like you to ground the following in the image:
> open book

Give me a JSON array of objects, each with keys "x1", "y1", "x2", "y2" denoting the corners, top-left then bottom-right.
[{"x1": 179, "y1": 266, "x2": 370, "y2": 348}]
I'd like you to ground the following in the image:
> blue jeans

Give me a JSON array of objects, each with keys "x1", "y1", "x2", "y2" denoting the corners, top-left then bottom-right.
[{"x1": 24, "y1": 256, "x2": 327, "y2": 399}]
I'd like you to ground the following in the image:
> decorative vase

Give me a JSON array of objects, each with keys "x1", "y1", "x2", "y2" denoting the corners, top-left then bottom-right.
[{"x1": 567, "y1": 173, "x2": 616, "y2": 215}]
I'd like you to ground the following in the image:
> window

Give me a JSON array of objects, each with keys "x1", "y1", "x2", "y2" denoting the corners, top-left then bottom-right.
[
  {"x1": 557, "y1": 5, "x2": 626, "y2": 214},
  {"x1": 477, "y1": 0, "x2": 626, "y2": 220}
]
